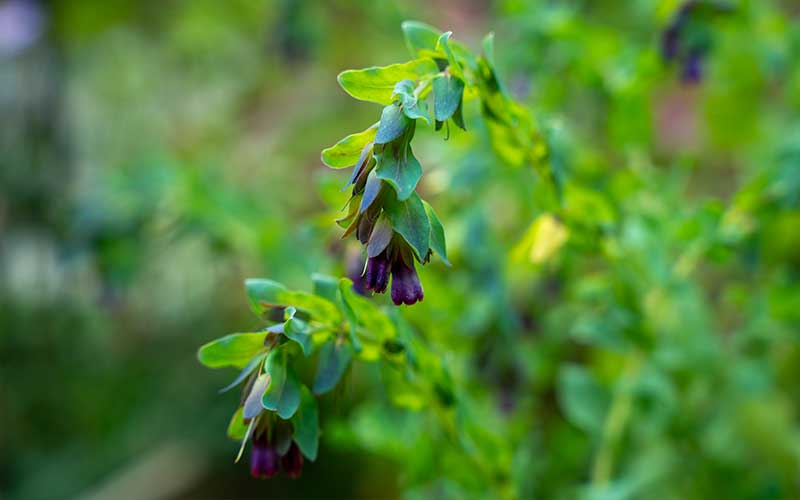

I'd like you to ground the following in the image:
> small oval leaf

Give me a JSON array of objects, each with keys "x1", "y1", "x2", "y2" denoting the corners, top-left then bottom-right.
[{"x1": 375, "y1": 104, "x2": 409, "y2": 145}]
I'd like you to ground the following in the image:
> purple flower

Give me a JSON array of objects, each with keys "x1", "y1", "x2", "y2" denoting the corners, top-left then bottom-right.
[
  {"x1": 661, "y1": 25, "x2": 680, "y2": 61},
  {"x1": 365, "y1": 250, "x2": 391, "y2": 293},
  {"x1": 390, "y1": 258, "x2": 424, "y2": 306},
  {"x1": 681, "y1": 50, "x2": 703, "y2": 83},
  {"x1": 281, "y1": 442, "x2": 304, "y2": 479},
  {"x1": 250, "y1": 432, "x2": 280, "y2": 479}
]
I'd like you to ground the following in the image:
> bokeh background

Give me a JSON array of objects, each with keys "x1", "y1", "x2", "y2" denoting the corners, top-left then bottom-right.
[{"x1": 2, "y1": 0, "x2": 799, "y2": 499}]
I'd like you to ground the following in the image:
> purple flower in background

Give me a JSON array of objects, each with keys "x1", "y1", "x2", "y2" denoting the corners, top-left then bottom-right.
[
  {"x1": 682, "y1": 50, "x2": 703, "y2": 83},
  {"x1": 250, "y1": 432, "x2": 280, "y2": 479},
  {"x1": 660, "y1": 0, "x2": 732, "y2": 84},
  {"x1": 0, "y1": 0, "x2": 45, "y2": 57}
]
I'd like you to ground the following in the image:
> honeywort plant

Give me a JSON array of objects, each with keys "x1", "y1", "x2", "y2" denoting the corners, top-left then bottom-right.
[
  {"x1": 197, "y1": 21, "x2": 552, "y2": 485},
  {"x1": 197, "y1": 4, "x2": 800, "y2": 497}
]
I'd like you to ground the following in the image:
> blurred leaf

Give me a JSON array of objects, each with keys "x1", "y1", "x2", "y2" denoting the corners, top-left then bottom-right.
[
  {"x1": 401, "y1": 20, "x2": 441, "y2": 55},
  {"x1": 337, "y1": 279, "x2": 363, "y2": 353},
  {"x1": 218, "y1": 352, "x2": 266, "y2": 393},
  {"x1": 292, "y1": 385, "x2": 319, "y2": 461},
  {"x1": 339, "y1": 278, "x2": 396, "y2": 343},
  {"x1": 436, "y1": 32, "x2": 462, "y2": 78},
  {"x1": 557, "y1": 365, "x2": 610, "y2": 435},
  {"x1": 511, "y1": 214, "x2": 568, "y2": 264},
  {"x1": 321, "y1": 124, "x2": 378, "y2": 168},
  {"x1": 313, "y1": 338, "x2": 353, "y2": 395},
  {"x1": 278, "y1": 291, "x2": 342, "y2": 325},
  {"x1": 384, "y1": 191, "x2": 430, "y2": 260},
  {"x1": 338, "y1": 59, "x2": 438, "y2": 105},
  {"x1": 311, "y1": 273, "x2": 339, "y2": 303},
  {"x1": 245, "y1": 279, "x2": 288, "y2": 317},
  {"x1": 197, "y1": 332, "x2": 267, "y2": 369},
  {"x1": 227, "y1": 407, "x2": 248, "y2": 441},
  {"x1": 243, "y1": 373, "x2": 270, "y2": 420}
]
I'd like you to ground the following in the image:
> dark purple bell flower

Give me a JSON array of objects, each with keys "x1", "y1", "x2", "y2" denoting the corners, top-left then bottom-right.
[
  {"x1": 661, "y1": 25, "x2": 680, "y2": 61},
  {"x1": 365, "y1": 251, "x2": 391, "y2": 293},
  {"x1": 390, "y1": 258, "x2": 424, "y2": 306},
  {"x1": 250, "y1": 433, "x2": 280, "y2": 479},
  {"x1": 281, "y1": 442, "x2": 304, "y2": 479}
]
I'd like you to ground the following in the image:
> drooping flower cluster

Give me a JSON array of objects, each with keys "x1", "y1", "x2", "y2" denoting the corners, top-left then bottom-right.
[
  {"x1": 247, "y1": 416, "x2": 305, "y2": 479},
  {"x1": 325, "y1": 40, "x2": 464, "y2": 305},
  {"x1": 365, "y1": 244, "x2": 424, "y2": 306},
  {"x1": 661, "y1": 0, "x2": 733, "y2": 83},
  {"x1": 250, "y1": 430, "x2": 304, "y2": 479}
]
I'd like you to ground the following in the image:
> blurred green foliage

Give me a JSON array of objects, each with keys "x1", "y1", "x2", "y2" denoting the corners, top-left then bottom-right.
[{"x1": 1, "y1": 0, "x2": 799, "y2": 499}]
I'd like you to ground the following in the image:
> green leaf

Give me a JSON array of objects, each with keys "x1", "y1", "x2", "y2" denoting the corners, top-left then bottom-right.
[
  {"x1": 367, "y1": 213, "x2": 393, "y2": 258},
  {"x1": 436, "y1": 32, "x2": 463, "y2": 78},
  {"x1": 321, "y1": 124, "x2": 378, "y2": 168},
  {"x1": 375, "y1": 142, "x2": 423, "y2": 201},
  {"x1": 197, "y1": 332, "x2": 267, "y2": 369},
  {"x1": 401, "y1": 21, "x2": 442, "y2": 55},
  {"x1": 219, "y1": 352, "x2": 267, "y2": 393},
  {"x1": 227, "y1": 406, "x2": 248, "y2": 441},
  {"x1": 433, "y1": 74, "x2": 464, "y2": 122},
  {"x1": 383, "y1": 191, "x2": 430, "y2": 261},
  {"x1": 243, "y1": 373, "x2": 270, "y2": 419},
  {"x1": 557, "y1": 365, "x2": 610, "y2": 436},
  {"x1": 375, "y1": 104, "x2": 409, "y2": 145},
  {"x1": 311, "y1": 273, "x2": 339, "y2": 302},
  {"x1": 284, "y1": 309, "x2": 313, "y2": 356},
  {"x1": 313, "y1": 339, "x2": 353, "y2": 395},
  {"x1": 278, "y1": 290, "x2": 342, "y2": 325},
  {"x1": 452, "y1": 98, "x2": 466, "y2": 131},
  {"x1": 392, "y1": 79, "x2": 430, "y2": 124},
  {"x1": 339, "y1": 278, "x2": 396, "y2": 342},
  {"x1": 245, "y1": 279, "x2": 287, "y2": 317},
  {"x1": 291, "y1": 385, "x2": 319, "y2": 461},
  {"x1": 337, "y1": 58, "x2": 438, "y2": 105},
  {"x1": 337, "y1": 279, "x2": 363, "y2": 353},
  {"x1": 423, "y1": 200, "x2": 450, "y2": 265},
  {"x1": 482, "y1": 32, "x2": 497, "y2": 69},
  {"x1": 262, "y1": 348, "x2": 302, "y2": 419}
]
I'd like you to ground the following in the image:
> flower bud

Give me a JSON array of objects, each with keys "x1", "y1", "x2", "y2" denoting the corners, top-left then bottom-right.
[
  {"x1": 250, "y1": 433, "x2": 280, "y2": 479},
  {"x1": 281, "y1": 442, "x2": 304, "y2": 479},
  {"x1": 365, "y1": 251, "x2": 391, "y2": 293}
]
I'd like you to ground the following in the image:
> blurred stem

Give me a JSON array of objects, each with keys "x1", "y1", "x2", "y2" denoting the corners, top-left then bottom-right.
[{"x1": 591, "y1": 352, "x2": 644, "y2": 486}]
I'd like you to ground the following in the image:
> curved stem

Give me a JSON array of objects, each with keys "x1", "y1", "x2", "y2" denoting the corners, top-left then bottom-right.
[{"x1": 591, "y1": 352, "x2": 643, "y2": 486}]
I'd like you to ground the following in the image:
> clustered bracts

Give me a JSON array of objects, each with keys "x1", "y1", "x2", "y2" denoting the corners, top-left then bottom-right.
[{"x1": 661, "y1": 0, "x2": 733, "y2": 84}]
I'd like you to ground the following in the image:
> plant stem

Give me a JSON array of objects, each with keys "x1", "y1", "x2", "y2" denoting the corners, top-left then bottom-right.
[{"x1": 591, "y1": 352, "x2": 643, "y2": 486}]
